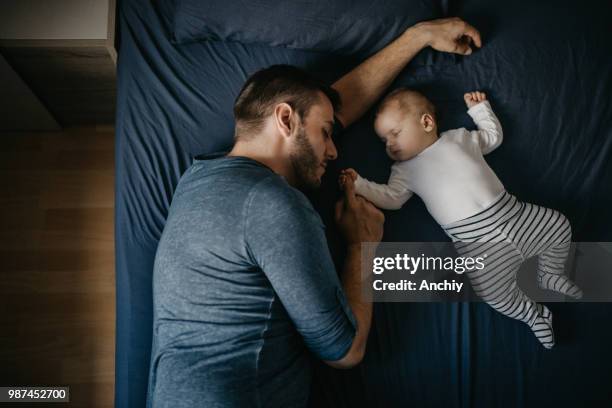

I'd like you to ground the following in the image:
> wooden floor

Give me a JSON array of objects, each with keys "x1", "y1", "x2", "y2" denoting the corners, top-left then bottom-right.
[{"x1": 0, "y1": 127, "x2": 115, "y2": 407}]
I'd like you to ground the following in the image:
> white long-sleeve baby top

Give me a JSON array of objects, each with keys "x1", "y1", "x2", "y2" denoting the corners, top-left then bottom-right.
[{"x1": 354, "y1": 100, "x2": 505, "y2": 226}]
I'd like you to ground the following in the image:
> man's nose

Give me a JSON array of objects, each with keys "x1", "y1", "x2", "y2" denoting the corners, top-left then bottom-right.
[{"x1": 326, "y1": 139, "x2": 338, "y2": 161}]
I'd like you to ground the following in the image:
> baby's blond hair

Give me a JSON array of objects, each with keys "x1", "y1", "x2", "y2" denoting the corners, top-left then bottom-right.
[{"x1": 376, "y1": 87, "x2": 436, "y2": 120}]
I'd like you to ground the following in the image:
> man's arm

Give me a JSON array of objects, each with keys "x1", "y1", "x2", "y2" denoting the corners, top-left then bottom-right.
[
  {"x1": 324, "y1": 244, "x2": 371, "y2": 368},
  {"x1": 245, "y1": 177, "x2": 378, "y2": 364},
  {"x1": 327, "y1": 180, "x2": 384, "y2": 369},
  {"x1": 332, "y1": 18, "x2": 482, "y2": 128}
]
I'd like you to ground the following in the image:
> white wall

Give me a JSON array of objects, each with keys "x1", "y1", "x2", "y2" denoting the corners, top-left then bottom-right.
[{"x1": 0, "y1": 0, "x2": 109, "y2": 40}]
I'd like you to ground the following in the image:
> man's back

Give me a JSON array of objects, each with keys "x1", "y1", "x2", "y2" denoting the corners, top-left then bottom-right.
[{"x1": 147, "y1": 153, "x2": 356, "y2": 408}]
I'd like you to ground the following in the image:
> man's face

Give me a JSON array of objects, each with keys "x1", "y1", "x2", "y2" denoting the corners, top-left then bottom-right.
[{"x1": 289, "y1": 93, "x2": 338, "y2": 190}]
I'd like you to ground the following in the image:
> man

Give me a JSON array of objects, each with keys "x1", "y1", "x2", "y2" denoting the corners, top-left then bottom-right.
[{"x1": 148, "y1": 18, "x2": 481, "y2": 407}]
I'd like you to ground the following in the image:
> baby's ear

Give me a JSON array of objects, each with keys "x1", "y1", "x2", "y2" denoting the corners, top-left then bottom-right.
[{"x1": 421, "y1": 113, "x2": 435, "y2": 132}]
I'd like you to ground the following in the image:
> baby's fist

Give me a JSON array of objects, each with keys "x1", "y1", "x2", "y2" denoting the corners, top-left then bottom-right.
[
  {"x1": 464, "y1": 91, "x2": 487, "y2": 108},
  {"x1": 339, "y1": 168, "x2": 359, "y2": 190},
  {"x1": 342, "y1": 168, "x2": 358, "y2": 182}
]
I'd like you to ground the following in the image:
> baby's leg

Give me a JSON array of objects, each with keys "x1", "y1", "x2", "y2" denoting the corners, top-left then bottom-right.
[
  {"x1": 506, "y1": 204, "x2": 582, "y2": 299},
  {"x1": 457, "y1": 241, "x2": 555, "y2": 348}
]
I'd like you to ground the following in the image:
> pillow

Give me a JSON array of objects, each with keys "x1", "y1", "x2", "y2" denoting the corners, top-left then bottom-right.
[{"x1": 164, "y1": 0, "x2": 442, "y2": 56}]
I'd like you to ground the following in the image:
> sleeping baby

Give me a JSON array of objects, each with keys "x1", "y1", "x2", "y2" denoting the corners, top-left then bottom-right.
[{"x1": 340, "y1": 88, "x2": 582, "y2": 348}]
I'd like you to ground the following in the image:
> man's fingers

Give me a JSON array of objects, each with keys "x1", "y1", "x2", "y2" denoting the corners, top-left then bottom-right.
[
  {"x1": 343, "y1": 178, "x2": 357, "y2": 205},
  {"x1": 364, "y1": 200, "x2": 386, "y2": 222},
  {"x1": 453, "y1": 36, "x2": 472, "y2": 55},
  {"x1": 461, "y1": 22, "x2": 482, "y2": 48},
  {"x1": 334, "y1": 199, "x2": 344, "y2": 222}
]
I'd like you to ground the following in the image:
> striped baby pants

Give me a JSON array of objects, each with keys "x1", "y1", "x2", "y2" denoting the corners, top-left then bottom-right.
[{"x1": 442, "y1": 191, "x2": 582, "y2": 348}]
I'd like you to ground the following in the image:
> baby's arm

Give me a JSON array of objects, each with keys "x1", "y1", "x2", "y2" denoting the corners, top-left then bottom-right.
[
  {"x1": 464, "y1": 91, "x2": 503, "y2": 154},
  {"x1": 340, "y1": 166, "x2": 413, "y2": 210}
]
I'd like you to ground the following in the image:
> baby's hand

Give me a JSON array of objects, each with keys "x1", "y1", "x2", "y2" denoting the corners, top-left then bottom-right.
[
  {"x1": 339, "y1": 168, "x2": 359, "y2": 190},
  {"x1": 464, "y1": 91, "x2": 487, "y2": 109}
]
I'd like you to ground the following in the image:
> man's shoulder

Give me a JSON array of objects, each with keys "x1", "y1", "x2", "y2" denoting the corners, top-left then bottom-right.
[
  {"x1": 179, "y1": 156, "x2": 278, "y2": 195},
  {"x1": 179, "y1": 156, "x2": 317, "y2": 220},
  {"x1": 247, "y1": 175, "x2": 313, "y2": 215},
  {"x1": 243, "y1": 175, "x2": 324, "y2": 242}
]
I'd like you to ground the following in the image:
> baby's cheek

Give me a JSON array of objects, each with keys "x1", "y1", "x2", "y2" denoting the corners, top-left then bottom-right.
[{"x1": 400, "y1": 138, "x2": 414, "y2": 151}]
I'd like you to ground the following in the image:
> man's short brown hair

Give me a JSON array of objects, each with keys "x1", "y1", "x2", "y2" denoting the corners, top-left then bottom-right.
[{"x1": 233, "y1": 65, "x2": 341, "y2": 140}]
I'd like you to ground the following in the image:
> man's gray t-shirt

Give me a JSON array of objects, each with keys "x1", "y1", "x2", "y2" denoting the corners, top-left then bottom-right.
[{"x1": 147, "y1": 153, "x2": 357, "y2": 408}]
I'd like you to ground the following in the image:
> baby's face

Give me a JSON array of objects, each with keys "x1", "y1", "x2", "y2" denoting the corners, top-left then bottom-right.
[{"x1": 374, "y1": 105, "x2": 433, "y2": 161}]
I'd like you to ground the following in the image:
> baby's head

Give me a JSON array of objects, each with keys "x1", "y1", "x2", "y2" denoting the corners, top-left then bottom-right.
[{"x1": 374, "y1": 88, "x2": 437, "y2": 161}]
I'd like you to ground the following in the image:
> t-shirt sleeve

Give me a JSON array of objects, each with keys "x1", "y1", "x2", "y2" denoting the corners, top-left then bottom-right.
[{"x1": 244, "y1": 176, "x2": 357, "y2": 361}]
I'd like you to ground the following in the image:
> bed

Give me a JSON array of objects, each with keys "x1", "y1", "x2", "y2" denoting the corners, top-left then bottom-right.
[{"x1": 114, "y1": 0, "x2": 612, "y2": 406}]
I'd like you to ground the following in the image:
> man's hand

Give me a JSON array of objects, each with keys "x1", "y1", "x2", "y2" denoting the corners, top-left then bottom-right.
[
  {"x1": 335, "y1": 176, "x2": 384, "y2": 245},
  {"x1": 413, "y1": 17, "x2": 482, "y2": 55}
]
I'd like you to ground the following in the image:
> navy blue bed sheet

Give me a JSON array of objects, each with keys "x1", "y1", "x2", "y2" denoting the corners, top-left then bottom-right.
[{"x1": 115, "y1": 0, "x2": 612, "y2": 407}]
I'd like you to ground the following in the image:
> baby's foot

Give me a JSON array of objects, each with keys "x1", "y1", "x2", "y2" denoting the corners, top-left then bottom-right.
[
  {"x1": 537, "y1": 271, "x2": 583, "y2": 299},
  {"x1": 464, "y1": 91, "x2": 487, "y2": 109},
  {"x1": 529, "y1": 304, "x2": 554, "y2": 349}
]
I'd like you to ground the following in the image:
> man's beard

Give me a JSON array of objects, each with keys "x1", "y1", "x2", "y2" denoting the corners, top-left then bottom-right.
[{"x1": 289, "y1": 126, "x2": 322, "y2": 191}]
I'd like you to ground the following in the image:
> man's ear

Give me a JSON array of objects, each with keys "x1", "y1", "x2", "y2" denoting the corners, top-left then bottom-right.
[
  {"x1": 274, "y1": 102, "x2": 296, "y2": 138},
  {"x1": 420, "y1": 113, "x2": 435, "y2": 132}
]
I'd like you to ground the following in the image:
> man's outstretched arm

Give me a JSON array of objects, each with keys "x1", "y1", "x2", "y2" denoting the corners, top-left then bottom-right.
[{"x1": 332, "y1": 17, "x2": 482, "y2": 128}]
